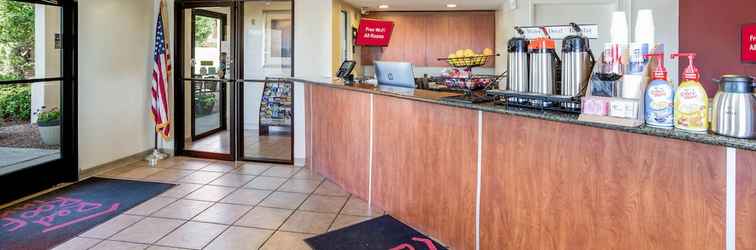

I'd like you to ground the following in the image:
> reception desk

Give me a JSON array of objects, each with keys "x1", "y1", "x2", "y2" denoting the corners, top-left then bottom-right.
[{"x1": 298, "y1": 77, "x2": 756, "y2": 250}]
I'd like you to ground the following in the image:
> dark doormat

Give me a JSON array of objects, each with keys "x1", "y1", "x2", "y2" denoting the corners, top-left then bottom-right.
[
  {"x1": 305, "y1": 215, "x2": 448, "y2": 250},
  {"x1": 0, "y1": 177, "x2": 175, "y2": 250}
]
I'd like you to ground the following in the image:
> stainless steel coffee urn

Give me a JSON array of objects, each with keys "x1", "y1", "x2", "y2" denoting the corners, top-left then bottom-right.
[
  {"x1": 507, "y1": 27, "x2": 529, "y2": 92},
  {"x1": 528, "y1": 28, "x2": 560, "y2": 95},
  {"x1": 711, "y1": 75, "x2": 756, "y2": 139},
  {"x1": 560, "y1": 23, "x2": 595, "y2": 97}
]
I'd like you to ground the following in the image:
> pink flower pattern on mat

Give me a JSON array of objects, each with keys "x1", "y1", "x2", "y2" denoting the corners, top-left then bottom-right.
[{"x1": 1, "y1": 196, "x2": 120, "y2": 233}]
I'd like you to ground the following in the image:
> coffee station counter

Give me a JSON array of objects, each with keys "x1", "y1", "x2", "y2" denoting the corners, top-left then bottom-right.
[
  {"x1": 298, "y1": 76, "x2": 756, "y2": 250},
  {"x1": 294, "y1": 76, "x2": 756, "y2": 151}
]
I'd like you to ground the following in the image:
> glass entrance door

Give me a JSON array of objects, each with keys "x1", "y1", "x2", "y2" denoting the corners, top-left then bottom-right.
[
  {"x1": 0, "y1": 0, "x2": 77, "y2": 203},
  {"x1": 178, "y1": 3, "x2": 235, "y2": 160},
  {"x1": 176, "y1": 0, "x2": 294, "y2": 164}
]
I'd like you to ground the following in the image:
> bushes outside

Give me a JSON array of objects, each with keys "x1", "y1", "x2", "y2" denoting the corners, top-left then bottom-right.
[{"x1": 0, "y1": 84, "x2": 31, "y2": 121}]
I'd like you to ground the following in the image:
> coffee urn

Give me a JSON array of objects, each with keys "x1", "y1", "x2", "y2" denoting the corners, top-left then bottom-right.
[
  {"x1": 561, "y1": 23, "x2": 595, "y2": 97},
  {"x1": 528, "y1": 27, "x2": 560, "y2": 95},
  {"x1": 711, "y1": 75, "x2": 756, "y2": 138},
  {"x1": 507, "y1": 27, "x2": 529, "y2": 93}
]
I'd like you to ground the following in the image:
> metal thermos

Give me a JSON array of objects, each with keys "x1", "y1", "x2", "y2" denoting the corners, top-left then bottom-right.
[
  {"x1": 560, "y1": 23, "x2": 595, "y2": 97},
  {"x1": 528, "y1": 33, "x2": 560, "y2": 95},
  {"x1": 507, "y1": 28, "x2": 529, "y2": 92},
  {"x1": 711, "y1": 75, "x2": 756, "y2": 139}
]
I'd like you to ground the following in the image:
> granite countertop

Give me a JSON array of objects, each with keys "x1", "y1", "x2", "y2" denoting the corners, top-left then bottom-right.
[{"x1": 291, "y1": 76, "x2": 756, "y2": 151}]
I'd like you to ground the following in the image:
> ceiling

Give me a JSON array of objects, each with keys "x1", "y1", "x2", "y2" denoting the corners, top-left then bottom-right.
[{"x1": 342, "y1": 0, "x2": 503, "y2": 11}]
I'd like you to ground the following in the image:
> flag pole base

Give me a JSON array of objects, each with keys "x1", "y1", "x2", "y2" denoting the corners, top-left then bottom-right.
[{"x1": 145, "y1": 149, "x2": 169, "y2": 167}]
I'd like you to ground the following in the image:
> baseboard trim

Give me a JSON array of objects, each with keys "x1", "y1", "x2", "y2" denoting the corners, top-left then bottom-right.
[
  {"x1": 79, "y1": 149, "x2": 169, "y2": 179},
  {"x1": 294, "y1": 157, "x2": 306, "y2": 167}
]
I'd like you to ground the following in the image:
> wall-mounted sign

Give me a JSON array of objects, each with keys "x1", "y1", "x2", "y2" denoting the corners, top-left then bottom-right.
[
  {"x1": 742, "y1": 23, "x2": 756, "y2": 63},
  {"x1": 355, "y1": 19, "x2": 394, "y2": 47},
  {"x1": 518, "y1": 24, "x2": 599, "y2": 40},
  {"x1": 54, "y1": 33, "x2": 61, "y2": 49}
]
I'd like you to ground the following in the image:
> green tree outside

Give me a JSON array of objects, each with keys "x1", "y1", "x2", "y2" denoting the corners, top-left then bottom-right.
[
  {"x1": 194, "y1": 15, "x2": 217, "y2": 48},
  {"x1": 0, "y1": 0, "x2": 34, "y2": 80},
  {"x1": 0, "y1": 0, "x2": 34, "y2": 122}
]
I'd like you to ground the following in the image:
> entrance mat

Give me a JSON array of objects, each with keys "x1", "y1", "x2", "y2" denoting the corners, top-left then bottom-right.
[
  {"x1": 305, "y1": 215, "x2": 448, "y2": 250},
  {"x1": 0, "y1": 177, "x2": 174, "y2": 250}
]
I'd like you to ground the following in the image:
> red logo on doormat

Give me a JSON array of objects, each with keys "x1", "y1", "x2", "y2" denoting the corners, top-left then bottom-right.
[
  {"x1": 390, "y1": 237, "x2": 438, "y2": 250},
  {"x1": 1, "y1": 196, "x2": 120, "y2": 233}
]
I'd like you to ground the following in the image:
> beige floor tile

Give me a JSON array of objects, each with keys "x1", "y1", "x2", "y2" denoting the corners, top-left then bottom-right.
[
  {"x1": 146, "y1": 246, "x2": 184, "y2": 250},
  {"x1": 117, "y1": 167, "x2": 164, "y2": 179},
  {"x1": 291, "y1": 168, "x2": 324, "y2": 181},
  {"x1": 101, "y1": 165, "x2": 140, "y2": 177},
  {"x1": 110, "y1": 217, "x2": 184, "y2": 244},
  {"x1": 171, "y1": 159, "x2": 213, "y2": 170},
  {"x1": 156, "y1": 221, "x2": 227, "y2": 249},
  {"x1": 193, "y1": 203, "x2": 252, "y2": 225},
  {"x1": 210, "y1": 173, "x2": 256, "y2": 187},
  {"x1": 184, "y1": 185, "x2": 236, "y2": 202},
  {"x1": 299, "y1": 195, "x2": 348, "y2": 214},
  {"x1": 341, "y1": 196, "x2": 384, "y2": 217},
  {"x1": 277, "y1": 179, "x2": 322, "y2": 194},
  {"x1": 279, "y1": 211, "x2": 336, "y2": 234},
  {"x1": 313, "y1": 181, "x2": 349, "y2": 197},
  {"x1": 201, "y1": 162, "x2": 238, "y2": 173},
  {"x1": 80, "y1": 214, "x2": 144, "y2": 239},
  {"x1": 52, "y1": 237, "x2": 102, "y2": 250},
  {"x1": 178, "y1": 171, "x2": 224, "y2": 184},
  {"x1": 220, "y1": 189, "x2": 272, "y2": 206},
  {"x1": 260, "y1": 231, "x2": 313, "y2": 250},
  {"x1": 152, "y1": 199, "x2": 213, "y2": 220},
  {"x1": 329, "y1": 214, "x2": 369, "y2": 231},
  {"x1": 160, "y1": 183, "x2": 203, "y2": 198},
  {"x1": 235, "y1": 164, "x2": 271, "y2": 175},
  {"x1": 203, "y1": 226, "x2": 274, "y2": 250},
  {"x1": 260, "y1": 166, "x2": 299, "y2": 178},
  {"x1": 144, "y1": 169, "x2": 195, "y2": 182},
  {"x1": 90, "y1": 240, "x2": 148, "y2": 250},
  {"x1": 126, "y1": 197, "x2": 177, "y2": 216},
  {"x1": 234, "y1": 206, "x2": 293, "y2": 229},
  {"x1": 244, "y1": 176, "x2": 287, "y2": 190},
  {"x1": 259, "y1": 191, "x2": 308, "y2": 209}
]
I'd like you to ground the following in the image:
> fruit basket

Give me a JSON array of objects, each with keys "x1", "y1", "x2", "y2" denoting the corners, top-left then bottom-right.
[{"x1": 439, "y1": 55, "x2": 492, "y2": 68}]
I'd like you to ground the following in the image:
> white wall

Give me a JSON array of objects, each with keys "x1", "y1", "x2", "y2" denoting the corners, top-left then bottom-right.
[
  {"x1": 293, "y1": 0, "x2": 333, "y2": 165},
  {"x1": 77, "y1": 0, "x2": 157, "y2": 169},
  {"x1": 495, "y1": 0, "x2": 679, "y2": 83}
]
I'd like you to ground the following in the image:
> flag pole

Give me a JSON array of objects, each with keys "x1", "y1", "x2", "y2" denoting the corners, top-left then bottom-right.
[
  {"x1": 146, "y1": 126, "x2": 168, "y2": 166},
  {"x1": 146, "y1": 0, "x2": 170, "y2": 167}
]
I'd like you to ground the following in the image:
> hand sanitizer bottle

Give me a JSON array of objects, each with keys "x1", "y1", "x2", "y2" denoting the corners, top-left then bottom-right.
[{"x1": 643, "y1": 53, "x2": 674, "y2": 128}]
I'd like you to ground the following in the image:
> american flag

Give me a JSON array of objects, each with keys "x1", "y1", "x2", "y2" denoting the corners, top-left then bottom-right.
[{"x1": 151, "y1": 0, "x2": 171, "y2": 139}]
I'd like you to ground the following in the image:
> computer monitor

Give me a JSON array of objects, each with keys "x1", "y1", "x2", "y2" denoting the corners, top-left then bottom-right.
[{"x1": 374, "y1": 61, "x2": 415, "y2": 88}]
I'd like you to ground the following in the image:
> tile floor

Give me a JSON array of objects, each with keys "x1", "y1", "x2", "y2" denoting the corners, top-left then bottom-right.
[
  {"x1": 185, "y1": 130, "x2": 293, "y2": 161},
  {"x1": 53, "y1": 157, "x2": 384, "y2": 250}
]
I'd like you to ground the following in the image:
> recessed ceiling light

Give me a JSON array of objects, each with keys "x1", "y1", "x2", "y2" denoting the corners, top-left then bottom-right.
[
  {"x1": 378, "y1": 4, "x2": 389, "y2": 9},
  {"x1": 446, "y1": 4, "x2": 457, "y2": 8}
]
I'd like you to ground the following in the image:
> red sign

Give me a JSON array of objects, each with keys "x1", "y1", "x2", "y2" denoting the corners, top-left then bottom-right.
[
  {"x1": 355, "y1": 19, "x2": 394, "y2": 47},
  {"x1": 742, "y1": 23, "x2": 756, "y2": 63}
]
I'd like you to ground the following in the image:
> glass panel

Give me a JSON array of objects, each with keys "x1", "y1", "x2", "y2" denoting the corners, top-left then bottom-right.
[
  {"x1": 193, "y1": 80, "x2": 223, "y2": 136},
  {"x1": 242, "y1": 80, "x2": 292, "y2": 161},
  {"x1": 184, "y1": 80, "x2": 231, "y2": 154},
  {"x1": 242, "y1": 1, "x2": 292, "y2": 80},
  {"x1": 0, "y1": 2, "x2": 62, "y2": 81},
  {"x1": 241, "y1": 1, "x2": 293, "y2": 162},
  {"x1": 0, "y1": 81, "x2": 61, "y2": 175},
  {"x1": 184, "y1": 7, "x2": 232, "y2": 80}
]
